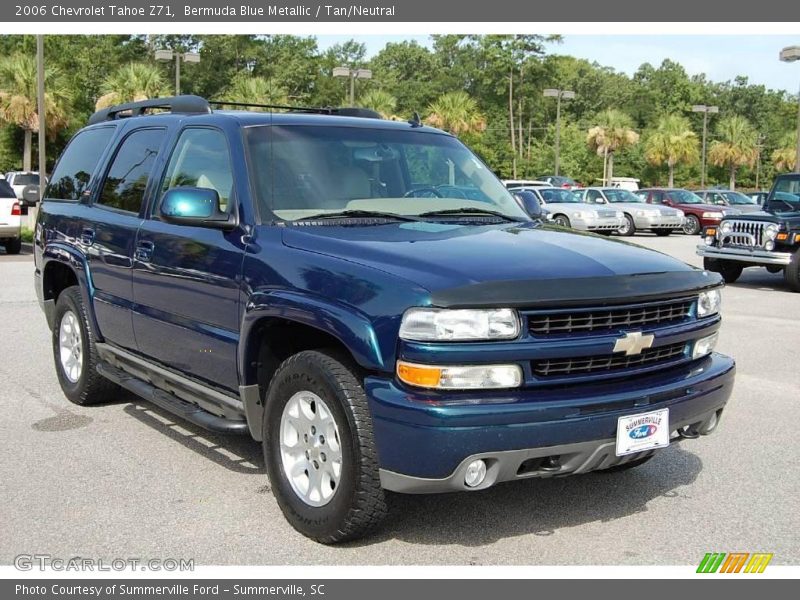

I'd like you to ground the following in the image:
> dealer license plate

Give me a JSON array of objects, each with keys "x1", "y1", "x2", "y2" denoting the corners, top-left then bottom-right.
[{"x1": 615, "y1": 408, "x2": 670, "y2": 456}]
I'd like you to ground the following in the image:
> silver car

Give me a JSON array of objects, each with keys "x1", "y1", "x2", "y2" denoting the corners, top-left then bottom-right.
[
  {"x1": 580, "y1": 187, "x2": 685, "y2": 236},
  {"x1": 696, "y1": 190, "x2": 763, "y2": 214},
  {"x1": 511, "y1": 186, "x2": 625, "y2": 233}
]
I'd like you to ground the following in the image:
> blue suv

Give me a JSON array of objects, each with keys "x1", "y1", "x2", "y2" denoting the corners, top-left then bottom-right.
[{"x1": 35, "y1": 96, "x2": 735, "y2": 543}]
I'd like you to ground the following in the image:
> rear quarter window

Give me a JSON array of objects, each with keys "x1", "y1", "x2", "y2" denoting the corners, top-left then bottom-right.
[{"x1": 46, "y1": 127, "x2": 116, "y2": 201}]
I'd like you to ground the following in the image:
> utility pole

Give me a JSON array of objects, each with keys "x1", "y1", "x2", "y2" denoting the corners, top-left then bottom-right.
[
  {"x1": 35, "y1": 35, "x2": 46, "y2": 226},
  {"x1": 780, "y1": 46, "x2": 800, "y2": 173},
  {"x1": 692, "y1": 105, "x2": 719, "y2": 187}
]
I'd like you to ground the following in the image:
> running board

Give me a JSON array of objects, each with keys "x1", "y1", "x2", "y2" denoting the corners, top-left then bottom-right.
[{"x1": 96, "y1": 361, "x2": 249, "y2": 435}]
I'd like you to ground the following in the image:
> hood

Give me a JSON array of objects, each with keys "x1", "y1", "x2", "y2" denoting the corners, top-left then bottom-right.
[
  {"x1": 721, "y1": 209, "x2": 800, "y2": 224},
  {"x1": 677, "y1": 202, "x2": 735, "y2": 213},
  {"x1": 542, "y1": 202, "x2": 598, "y2": 215},
  {"x1": 610, "y1": 202, "x2": 675, "y2": 213},
  {"x1": 281, "y1": 221, "x2": 696, "y2": 293}
]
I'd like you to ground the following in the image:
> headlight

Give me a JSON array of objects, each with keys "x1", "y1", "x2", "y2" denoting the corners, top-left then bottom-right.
[
  {"x1": 720, "y1": 221, "x2": 733, "y2": 234},
  {"x1": 399, "y1": 308, "x2": 520, "y2": 341},
  {"x1": 764, "y1": 224, "x2": 779, "y2": 240},
  {"x1": 397, "y1": 361, "x2": 523, "y2": 389},
  {"x1": 692, "y1": 332, "x2": 719, "y2": 359},
  {"x1": 697, "y1": 289, "x2": 722, "y2": 318},
  {"x1": 702, "y1": 212, "x2": 722, "y2": 219}
]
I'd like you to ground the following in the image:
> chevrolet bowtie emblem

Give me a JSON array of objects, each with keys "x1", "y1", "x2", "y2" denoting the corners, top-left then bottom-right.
[{"x1": 613, "y1": 331, "x2": 655, "y2": 356}]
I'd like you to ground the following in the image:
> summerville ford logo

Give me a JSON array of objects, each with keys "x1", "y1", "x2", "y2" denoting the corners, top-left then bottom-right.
[{"x1": 626, "y1": 414, "x2": 662, "y2": 439}]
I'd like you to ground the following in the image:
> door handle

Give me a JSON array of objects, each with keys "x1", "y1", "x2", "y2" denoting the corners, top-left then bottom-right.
[
  {"x1": 135, "y1": 240, "x2": 155, "y2": 263},
  {"x1": 80, "y1": 228, "x2": 95, "y2": 246}
]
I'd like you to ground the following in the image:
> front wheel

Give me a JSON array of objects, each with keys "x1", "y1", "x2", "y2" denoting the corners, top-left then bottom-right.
[
  {"x1": 553, "y1": 215, "x2": 571, "y2": 228},
  {"x1": 263, "y1": 350, "x2": 387, "y2": 543},
  {"x1": 682, "y1": 215, "x2": 701, "y2": 235},
  {"x1": 704, "y1": 257, "x2": 743, "y2": 284},
  {"x1": 617, "y1": 214, "x2": 636, "y2": 236},
  {"x1": 784, "y1": 250, "x2": 800, "y2": 292}
]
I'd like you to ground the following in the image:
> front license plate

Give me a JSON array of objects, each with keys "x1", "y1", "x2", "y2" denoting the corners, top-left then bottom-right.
[{"x1": 615, "y1": 408, "x2": 670, "y2": 456}]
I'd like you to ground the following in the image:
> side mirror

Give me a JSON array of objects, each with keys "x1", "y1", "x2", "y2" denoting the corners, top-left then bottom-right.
[
  {"x1": 514, "y1": 191, "x2": 543, "y2": 220},
  {"x1": 592, "y1": 197, "x2": 605, "y2": 204},
  {"x1": 661, "y1": 198, "x2": 671, "y2": 205},
  {"x1": 159, "y1": 187, "x2": 237, "y2": 231}
]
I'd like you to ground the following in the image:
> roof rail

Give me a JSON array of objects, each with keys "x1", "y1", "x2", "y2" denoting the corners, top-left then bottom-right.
[
  {"x1": 88, "y1": 95, "x2": 211, "y2": 126},
  {"x1": 209, "y1": 100, "x2": 382, "y2": 119}
]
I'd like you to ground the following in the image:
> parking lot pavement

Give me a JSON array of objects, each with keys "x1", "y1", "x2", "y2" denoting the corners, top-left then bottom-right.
[{"x1": 1, "y1": 234, "x2": 798, "y2": 566}]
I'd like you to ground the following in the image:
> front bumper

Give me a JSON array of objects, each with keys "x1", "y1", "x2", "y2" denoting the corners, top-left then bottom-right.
[
  {"x1": 366, "y1": 353, "x2": 735, "y2": 491},
  {"x1": 696, "y1": 244, "x2": 793, "y2": 266},
  {"x1": 574, "y1": 216, "x2": 625, "y2": 231},
  {"x1": 635, "y1": 214, "x2": 684, "y2": 229}
]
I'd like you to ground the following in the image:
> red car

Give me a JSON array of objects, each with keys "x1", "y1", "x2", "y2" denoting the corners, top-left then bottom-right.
[{"x1": 635, "y1": 188, "x2": 740, "y2": 235}]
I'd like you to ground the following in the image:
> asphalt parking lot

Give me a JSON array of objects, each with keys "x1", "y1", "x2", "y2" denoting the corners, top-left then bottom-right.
[{"x1": 1, "y1": 235, "x2": 798, "y2": 566}]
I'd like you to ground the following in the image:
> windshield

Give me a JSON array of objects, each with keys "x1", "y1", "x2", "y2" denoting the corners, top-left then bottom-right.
[
  {"x1": 604, "y1": 189, "x2": 644, "y2": 203},
  {"x1": 537, "y1": 188, "x2": 583, "y2": 204},
  {"x1": 669, "y1": 190, "x2": 705, "y2": 204},
  {"x1": 246, "y1": 125, "x2": 528, "y2": 222},
  {"x1": 723, "y1": 191, "x2": 757, "y2": 205},
  {"x1": 769, "y1": 175, "x2": 800, "y2": 209},
  {"x1": 12, "y1": 173, "x2": 39, "y2": 186}
]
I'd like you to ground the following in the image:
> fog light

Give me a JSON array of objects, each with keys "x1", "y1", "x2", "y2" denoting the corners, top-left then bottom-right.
[
  {"x1": 464, "y1": 459, "x2": 487, "y2": 487},
  {"x1": 765, "y1": 240, "x2": 775, "y2": 251},
  {"x1": 692, "y1": 332, "x2": 719, "y2": 359}
]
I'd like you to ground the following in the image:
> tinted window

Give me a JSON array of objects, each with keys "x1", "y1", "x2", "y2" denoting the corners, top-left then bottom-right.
[
  {"x1": 160, "y1": 128, "x2": 234, "y2": 213},
  {"x1": 539, "y1": 188, "x2": 582, "y2": 203},
  {"x1": 586, "y1": 189, "x2": 603, "y2": 203},
  {"x1": 46, "y1": 127, "x2": 115, "y2": 201},
  {"x1": 668, "y1": 190, "x2": 704, "y2": 204},
  {"x1": 99, "y1": 128, "x2": 165, "y2": 213},
  {"x1": 0, "y1": 179, "x2": 14, "y2": 198}
]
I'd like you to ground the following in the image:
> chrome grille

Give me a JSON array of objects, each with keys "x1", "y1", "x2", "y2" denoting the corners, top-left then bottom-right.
[
  {"x1": 527, "y1": 298, "x2": 693, "y2": 335},
  {"x1": 533, "y1": 342, "x2": 688, "y2": 377},
  {"x1": 598, "y1": 209, "x2": 618, "y2": 218},
  {"x1": 721, "y1": 219, "x2": 766, "y2": 248}
]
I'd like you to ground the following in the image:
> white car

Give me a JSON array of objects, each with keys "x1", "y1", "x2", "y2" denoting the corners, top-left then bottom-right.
[
  {"x1": 510, "y1": 186, "x2": 625, "y2": 233},
  {"x1": 579, "y1": 187, "x2": 685, "y2": 236},
  {"x1": 0, "y1": 178, "x2": 22, "y2": 254},
  {"x1": 4, "y1": 171, "x2": 43, "y2": 203},
  {"x1": 502, "y1": 179, "x2": 550, "y2": 190}
]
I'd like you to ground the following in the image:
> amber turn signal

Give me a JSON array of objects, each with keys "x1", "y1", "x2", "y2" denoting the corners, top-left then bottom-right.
[{"x1": 396, "y1": 362, "x2": 442, "y2": 388}]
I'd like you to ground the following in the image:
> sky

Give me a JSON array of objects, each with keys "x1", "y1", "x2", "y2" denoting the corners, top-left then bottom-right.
[{"x1": 316, "y1": 35, "x2": 800, "y2": 94}]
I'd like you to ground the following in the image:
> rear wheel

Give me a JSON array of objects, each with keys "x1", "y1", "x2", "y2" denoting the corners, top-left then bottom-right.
[
  {"x1": 653, "y1": 228, "x2": 672, "y2": 237},
  {"x1": 617, "y1": 214, "x2": 636, "y2": 236},
  {"x1": 263, "y1": 350, "x2": 387, "y2": 543},
  {"x1": 783, "y1": 250, "x2": 800, "y2": 292},
  {"x1": 553, "y1": 214, "x2": 570, "y2": 228},
  {"x1": 4, "y1": 237, "x2": 21, "y2": 254},
  {"x1": 704, "y1": 257, "x2": 743, "y2": 284},
  {"x1": 682, "y1": 215, "x2": 701, "y2": 235}
]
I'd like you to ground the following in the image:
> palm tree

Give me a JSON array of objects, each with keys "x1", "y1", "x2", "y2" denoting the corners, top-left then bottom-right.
[
  {"x1": 425, "y1": 91, "x2": 487, "y2": 136},
  {"x1": 0, "y1": 53, "x2": 71, "y2": 171},
  {"x1": 220, "y1": 73, "x2": 288, "y2": 110},
  {"x1": 586, "y1": 109, "x2": 639, "y2": 184},
  {"x1": 356, "y1": 89, "x2": 398, "y2": 120},
  {"x1": 708, "y1": 115, "x2": 758, "y2": 190},
  {"x1": 95, "y1": 63, "x2": 170, "y2": 110},
  {"x1": 771, "y1": 132, "x2": 798, "y2": 172},
  {"x1": 644, "y1": 115, "x2": 700, "y2": 187}
]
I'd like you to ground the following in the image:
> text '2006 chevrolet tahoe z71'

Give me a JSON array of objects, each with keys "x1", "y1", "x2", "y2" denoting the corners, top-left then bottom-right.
[{"x1": 35, "y1": 96, "x2": 735, "y2": 543}]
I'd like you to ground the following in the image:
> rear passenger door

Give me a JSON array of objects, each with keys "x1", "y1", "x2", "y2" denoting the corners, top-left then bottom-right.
[
  {"x1": 89, "y1": 127, "x2": 166, "y2": 348},
  {"x1": 131, "y1": 127, "x2": 245, "y2": 392}
]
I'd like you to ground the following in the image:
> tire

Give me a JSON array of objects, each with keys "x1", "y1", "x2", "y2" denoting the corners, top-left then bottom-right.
[
  {"x1": 597, "y1": 454, "x2": 654, "y2": 473},
  {"x1": 52, "y1": 286, "x2": 119, "y2": 405},
  {"x1": 653, "y1": 228, "x2": 672, "y2": 237},
  {"x1": 703, "y1": 257, "x2": 743, "y2": 284},
  {"x1": 263, "y1": 349, "x2": 387, "y2": 544},
  {"x1": 783, "y1": 250, "x2": 800, "y2": 292},
  {"x1": 4, "y1": 237, "x2": 22, "y2": 255},
  {"x1": 617, "y1": 214, "x2": 636, "y2": 236},
  {"x1": 682, "y1": 214, "x2": 701, "y2": 235},
  {"x1": 553, "y1": 214, "x2": 570, "y2": 228}
]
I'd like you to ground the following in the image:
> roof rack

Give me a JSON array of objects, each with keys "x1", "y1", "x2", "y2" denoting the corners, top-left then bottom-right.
[
  {"x1": 209, "y1": 100, "x2": 382, "y2": 119},
  {"x1": 88, "y1": 95, "x2": 211, "y2": 126}
]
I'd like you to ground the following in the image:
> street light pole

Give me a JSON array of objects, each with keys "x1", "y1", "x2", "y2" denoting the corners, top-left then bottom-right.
[
  {"x1": 692, "y1": 104, "x2": 719, "y2": 187},
  {"x1": 155, "y1": 49, "x2": 200, "y2": 96},
  {"x1": 333, "y1": 67, "x2": 373, "y2": 106},
  {"x1": 35, "y1": 35, "x2": 46, "y2": 227},
  {"x1": 543, "y1": 88, "x2": 575, "y2": 177},
  {"x1": 781, "y1": 46, "x2": 800, "y2": 173}
]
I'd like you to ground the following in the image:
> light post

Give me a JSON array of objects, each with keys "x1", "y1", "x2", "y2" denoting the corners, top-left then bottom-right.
[
  {"x1": 333, "y1": 66, "x2": 372, "y2": 105},
  {"x1": 780, "y1": 45, "x2": 800, "y2": 173},
  {"x1": 155, "y1": 49, "x2": 200, "y2": 96},
  {"x1": 692, "y1": 104, "x2": 719, "y2": 187},
  {"x1": 543, "y1": 88, "x2": 575, "y2": 176}
]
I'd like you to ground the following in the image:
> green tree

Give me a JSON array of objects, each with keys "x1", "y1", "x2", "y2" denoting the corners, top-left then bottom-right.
[
  {"x1": 586, "y1": 109, "x2": 639, "y2": 184},
  {"x1": 0, "y1": 53, "x2": 71, "y2": 171},
  {"x1": 425, "y1": 91, "x2": 486, "y2": 136},
  {"x1": 356, "y1": 89, "x2": 398, "y2": 119},
  {"x1": 96, "y1": 62, "x2": 170, "y2": 109},
  {"x1": 220, "y1": 73, "x2": 288, "y2": 109},
  {"x1": 771, "y1": 132, "x2": 798, "y2": 172},
  {"x1": 644, "y1": 114, "x2": 699, "y2": 187},
  {"x1": 708, "y1": 115, "x2": 758, "y2": 190}
]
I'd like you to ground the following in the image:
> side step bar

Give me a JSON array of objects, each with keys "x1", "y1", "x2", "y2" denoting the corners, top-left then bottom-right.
[{"x1": 96, "y1": 362, "x2": 249, "y2": 435}]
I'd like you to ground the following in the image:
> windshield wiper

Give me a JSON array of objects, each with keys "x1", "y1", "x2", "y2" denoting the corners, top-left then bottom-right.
[
  {"x1": 295, "y1": 210, "x2": 422, "y2": 222},
  {"x1": 418, "y1": 207, "x2": 525, "y2": 222}
]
